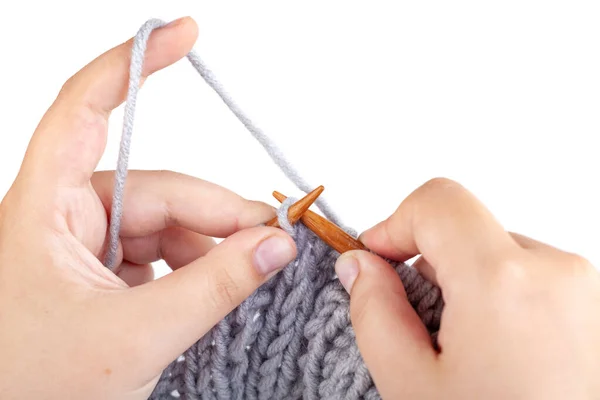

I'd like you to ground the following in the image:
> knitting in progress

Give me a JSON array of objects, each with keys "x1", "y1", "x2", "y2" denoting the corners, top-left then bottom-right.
[{"x1": 105, "y1": 19, "x2": 444, "y2": 400}]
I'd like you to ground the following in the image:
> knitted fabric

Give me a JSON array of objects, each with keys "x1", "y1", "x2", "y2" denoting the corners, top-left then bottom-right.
[{"x1": 105, "y1": 19, "x2": 445, "y2": 399}]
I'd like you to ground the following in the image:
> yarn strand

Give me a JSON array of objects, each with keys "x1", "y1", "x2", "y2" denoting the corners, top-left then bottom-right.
[
  {"x1": 104, "y1": 18, "x2": 350, "y2": 270},
  {"x1": 104, "y1": 18, "x2": 444, "y2": 399}
]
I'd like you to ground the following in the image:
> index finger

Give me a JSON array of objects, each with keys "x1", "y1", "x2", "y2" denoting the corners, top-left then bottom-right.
[
  {"x1": 92, "y1": 169, "x2": 277, "y2": 270},
  {"x1": 359, "y1": 178, "x2": 519, "y2": 292},
  {"x1": 92, "y1": 170, "x2": 276, "y2": 239},
  {"x1": 22, "y1": 17, "x2": 198, "y2": 191}
]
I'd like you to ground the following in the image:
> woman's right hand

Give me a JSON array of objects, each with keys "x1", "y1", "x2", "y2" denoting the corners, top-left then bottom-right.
[{"x1": 335, "y1": 177, "x2": 600, "y2": 399}]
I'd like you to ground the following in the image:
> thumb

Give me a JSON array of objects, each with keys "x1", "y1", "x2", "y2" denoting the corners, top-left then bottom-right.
[
  {"x1": 105, "y1": 226, "x2": 296, "y2": 377},
  {"x1": 334, "y1": 250, "x2": 439, "y2": 398}
]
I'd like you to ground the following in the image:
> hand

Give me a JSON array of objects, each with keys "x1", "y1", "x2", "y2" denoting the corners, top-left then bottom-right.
[
  {"x1": 334, "y1": 177, "x2": 600, "y2": 399},
  {"x1": 0, "y1": 17, "x2": 297, "y2": 399}
]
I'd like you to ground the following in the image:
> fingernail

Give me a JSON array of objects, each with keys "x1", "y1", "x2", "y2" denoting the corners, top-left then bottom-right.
[
  {"x1": 254, "y1": 236, "x2": 296, "y2": 276},
  {"x1": 335, "y1": 254, "x2": 359, "y2": 293}
]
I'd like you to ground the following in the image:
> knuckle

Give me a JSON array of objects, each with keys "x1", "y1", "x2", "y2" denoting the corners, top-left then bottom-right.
[
  {"x1": 207, "y1": 266, "x2": 241, "y2": 310},
  {"x1": 406, "y1": 177, "x2": 463, "y2": 212},
  {"x1": 70, "y1": 102, "x2": 104, "y2": 127},
  {"x1": 350, "y1": 293, "x2": 372, "y2": 329},
  {"x1": 487, "y1": 255, "x2": 530, "y2": 292},
  {"x1": 154, "y1": 171, "x2": 181, "y2": 227},
  {"x1": 420, "y1": 177, "x2": 461, "y2": 193},
  {"x1": 0, "y1": 194, "x2": 8, "y2": 214},
  {"x1": 0, "y1": 189, "x2": 19, "y2": 221},
  {"x1": 0, "y1": 202, "x2": 6, "y2": 226},
  {"x1": 59, "y1": 74, "x2": 77, "y2": 96},
  {"x1": 401, "y1": 177, "x2": 467, "y2": 231},
  {"x1": 349, "y1": 282, "x2": 387, "y2": 330},
  {"x1": 565, "y1": 253, "x2": 596, "y2": 278}
]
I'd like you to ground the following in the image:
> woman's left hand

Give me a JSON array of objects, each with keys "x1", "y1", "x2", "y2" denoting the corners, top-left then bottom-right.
[{"x1": 0, "y1": 17, "x2": 297, "y2": 399}]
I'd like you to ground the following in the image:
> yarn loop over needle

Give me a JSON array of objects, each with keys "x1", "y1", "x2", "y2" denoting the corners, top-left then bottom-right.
[{"x1": 105, "y1": 18, "x2": 444, "y2": 400}]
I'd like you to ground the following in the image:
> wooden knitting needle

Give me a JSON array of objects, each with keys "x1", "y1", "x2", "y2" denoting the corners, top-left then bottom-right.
[
  {"x1": 265, "y1": 185, "x2": 325, "y2": 228},
  {"x1": 272, "y1": 191, "x2": 368, "y2": 254}
]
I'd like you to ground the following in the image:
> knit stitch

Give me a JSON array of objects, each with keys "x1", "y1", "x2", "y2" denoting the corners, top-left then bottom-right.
[{"x1": 105, "y1": 18, "x2": 445, "y2": 399}]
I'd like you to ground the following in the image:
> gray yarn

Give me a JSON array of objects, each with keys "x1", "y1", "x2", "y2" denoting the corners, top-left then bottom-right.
[
  {"x1": 105, "y1": 18, "x2": 445, "y2": 399},
  {"x1": 104, "y1": 18, "x2": 351, "y2": 270}
]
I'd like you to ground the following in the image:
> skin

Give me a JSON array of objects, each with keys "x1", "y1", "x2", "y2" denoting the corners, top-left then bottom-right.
[
  {"x1": 0, "y1": 15, "x2": 598, "y2": 400},
  {"x1": 335, "y1": 178, "x2": 600, "y2": 399},
  {"x1": 0, "y1": 17, "x2": 297, "y2": 399}
]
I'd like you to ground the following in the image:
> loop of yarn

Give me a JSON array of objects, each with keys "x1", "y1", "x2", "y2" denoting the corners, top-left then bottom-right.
[
  {"x1": 107, "y1": 18, "x2": 445, "y2": 399},
  {"x1": 104, "y1": 18, "x2": 352, "y2": 271}
]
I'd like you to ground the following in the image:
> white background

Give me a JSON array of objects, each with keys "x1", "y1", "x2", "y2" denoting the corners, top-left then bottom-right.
[{"x1": 0, "y1": 1, "x2": 598, "y2": 276}]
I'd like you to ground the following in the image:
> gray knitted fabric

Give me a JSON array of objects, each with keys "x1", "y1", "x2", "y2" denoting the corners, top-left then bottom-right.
[{"x1": 105, "y1": 19, "x2": 444, "y2": 400}]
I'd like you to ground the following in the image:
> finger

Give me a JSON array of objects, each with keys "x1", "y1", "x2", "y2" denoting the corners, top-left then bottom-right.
[
  {"x1": 411, "y1": 255, "x2": 439, "y2": 286},
  {"x1": 407, "y1": 232, "x2": 570, "y2": 288},
  {"x1": 121, "y1": 226, "x2": 216, "y2": 270},
  {"x1": 359, "y1": 178, "x2": 519, "y2": 293},
  {"x1": 91, "y1": 170, "x2": 276, "y2": 239},
  {"x1": 23, "y1": 17, "x2": 198, "y2": 189},
  {"x1": 507, "y1": 231, "x2": 582, "y2": 271},
  {"x1": 407, "y1": 231, "x2": 555, "y2": 287},
  {"x1": 116, "y1": 261, "x2": 154, "y2": 287},
  {"x1": 509, "y1": 231, "x2": 556, "y2": 250},
  {"x1": 335, "y1": 250, "x2": 439, "y2": 399},
  {"x1": 103, "y1": 226, "x2": 297, "y2": 376}
]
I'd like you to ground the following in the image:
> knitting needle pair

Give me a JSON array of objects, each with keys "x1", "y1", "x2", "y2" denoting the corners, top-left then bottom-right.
[{"x1": 265, "y1": 185, "x2": 367, "y2": 254}]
